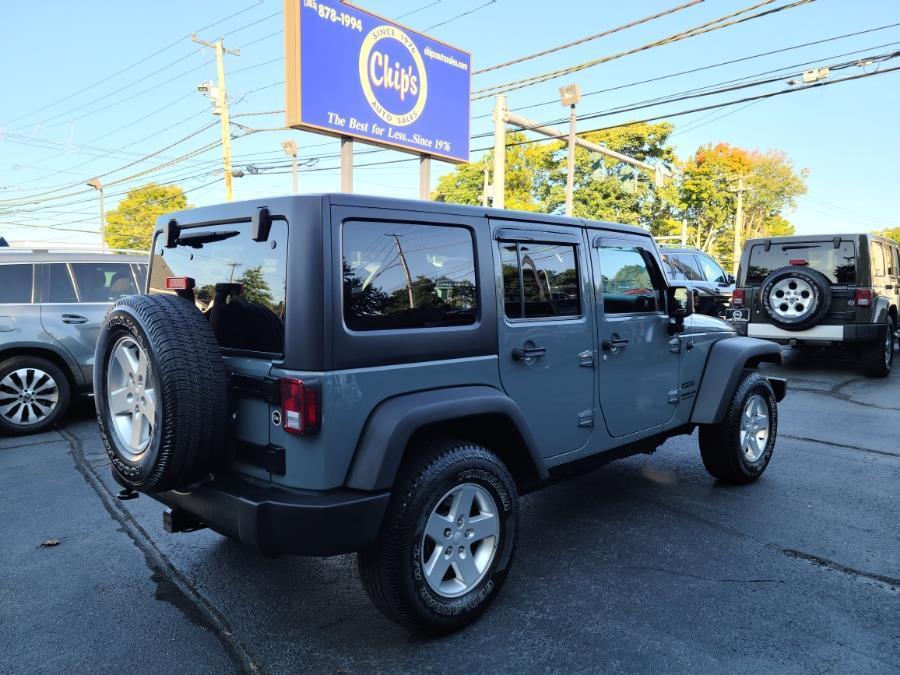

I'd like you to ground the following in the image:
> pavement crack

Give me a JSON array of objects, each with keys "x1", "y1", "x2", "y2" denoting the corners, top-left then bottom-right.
[
  {"x1": 788, "y1": 386, "x2": 900, "y2": 412},
  {"x1": 59, "y1": 428, "x2": 261, "y2": 674},
  {"x1": 621, "y1": 566, "x2": 783, "y2": 584},
  {"x1": 780, "y1": 548, "x2": 899, "y2": 591},
  {"x1": 782, "y1": 434, "x2": 900, "y2": 458}
]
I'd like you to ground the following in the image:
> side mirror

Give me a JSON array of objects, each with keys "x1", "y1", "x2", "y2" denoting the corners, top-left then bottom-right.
[
  {"x1": 667, "y1": 285, "x2": 693, "y2": 334},
  {"x1": 726, "y1": 273, "x2": 736, "y2": 285}
]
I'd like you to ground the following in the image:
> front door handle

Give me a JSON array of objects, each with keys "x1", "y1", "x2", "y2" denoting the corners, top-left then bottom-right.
[
  {"x1": 886, "y1": 284, "x2": 894, "y2": 290},
  {"x1": 61, "y1": 314, "x2": 88, "y2": 324},
  {"x1": 602, "y1": 337, "x2": 629, "y2": 351},
  {"x1": 512, "y1": 345, "x2": 546, "y2": 361}
]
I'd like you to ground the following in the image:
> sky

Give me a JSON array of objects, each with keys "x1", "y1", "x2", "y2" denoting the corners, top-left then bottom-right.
[{"x1": 1, "y1": 0, "x2": 898, "y2": 248}]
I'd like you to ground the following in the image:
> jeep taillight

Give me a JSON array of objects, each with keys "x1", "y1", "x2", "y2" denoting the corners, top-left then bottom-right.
[
  {"x1": 732, "y1": 289, "x2": 745, "y2": 307},
  {"x1": 166, "y1": 276, "x2": 195, "y2": 291},
  {"x1": 280, "y1": 378, "x2": 320, "y2": 435},
  {"x1": 855, "y1": 288, "x2": 873, "y2": 307}
]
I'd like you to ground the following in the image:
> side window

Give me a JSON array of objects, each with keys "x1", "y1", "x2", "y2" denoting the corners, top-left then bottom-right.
[
  {"x1": 342, "y1": 221, "x2": 478, "y2": 331},
  {"x1": 892, "y1": 246, "x2": 900, "y2": 278},
  {"x1": 871, "y1": 242, "x2": 886, "y2": 277},
  {"x1": 70, "y1": 262, "x2": 138, "y2": 302},
  {"x1": 675, "y1": 254, "x2": 703, "y2": 281},
  {"x1": 499, "y1": 243, "x2": 521, "y2": 319},
  {"x1": 500, "y1": 241, "x2": 580, "y2": 319},
  {"x1": 0, "y1": 264, "x2": 33, "y2": 303},
  {"x1": 697, "y1": 254, "x2": 728, "y2": 283},
  {"x1": 598, "y1": 245, "x2": 662, "y2": 314},
  {"x1": 47, "y1": 264, "x2": 78, "y2": 303},
  {"x1": 661, "y1": 254, "x2": 685, "y2": 281}
]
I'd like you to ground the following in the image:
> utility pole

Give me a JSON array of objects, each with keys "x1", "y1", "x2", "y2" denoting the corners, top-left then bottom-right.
[
  {"x1": 86, "y1": 178, "x2": 105, "y2": 251},
  {"x1": 390, "y1": 234, "x2": 415, "y2": 309},
  {"x1": 731, "y1": 175, "x2": 747, "y2": 275},
  {"x1": 281, "y1": 140, "x2": 299, "y2": 193},
  {"x1": 492, "y1": 94, "x2": 507, "y2": 210},
  {"x1": 559, "y1": 84, "x2": 581, "y2": 217},
  {"x1": 193, "y1": 34, "x2": 239, "y2": 202}
]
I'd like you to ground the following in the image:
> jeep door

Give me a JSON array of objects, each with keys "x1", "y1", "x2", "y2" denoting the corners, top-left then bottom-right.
[
  {"x1": 494, "y1": 225, "x2": 595, "y2": 459},
  {"x1": 591, "y1": 234, "x2": 679, "y2": 437},
  {"x1": 39, "y1": 261, "x2": 141, "y2": 384}
]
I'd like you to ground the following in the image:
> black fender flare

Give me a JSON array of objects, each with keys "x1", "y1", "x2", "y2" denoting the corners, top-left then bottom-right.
[
  {"x1": 690, "y1": 337, "x2": 783, "y2": 425},
  {"x1": 344, "y1": 385, "x2": 549, "y2": 491}
]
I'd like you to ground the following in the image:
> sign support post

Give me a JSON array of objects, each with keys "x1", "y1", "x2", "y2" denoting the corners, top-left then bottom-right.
[
  {"x1": 340, "y1": 136, "x2": 353, "y2": 192},
  {"x1": 419, "y1": 155, "x2": 431, "y2": 200}
]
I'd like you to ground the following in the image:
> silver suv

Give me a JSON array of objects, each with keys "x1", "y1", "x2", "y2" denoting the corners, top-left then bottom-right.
[{"x1": 0, "y1": 249, "x2": 147, "y2": 435}]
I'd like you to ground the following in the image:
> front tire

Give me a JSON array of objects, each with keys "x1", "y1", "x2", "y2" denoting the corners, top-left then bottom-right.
[
  {"x1": 358, "y1": 440, "x2": 518, "y2": 634},
  {"x1": 699, "y1": 370, "x2": 778, "y2": 484}
]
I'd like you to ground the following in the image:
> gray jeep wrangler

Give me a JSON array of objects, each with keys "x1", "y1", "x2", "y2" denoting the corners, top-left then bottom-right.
[{"x1": 93, "y1": 194, "x2": 786, "y2": 633}]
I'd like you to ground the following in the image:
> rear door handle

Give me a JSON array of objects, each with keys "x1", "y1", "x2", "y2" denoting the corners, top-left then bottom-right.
[
  {"x1": 512, "y1": 345, "x2": 546, "y2": 361},
  {"x1": 602, "y1": 337, "x2": 629, "y2": 351},
  {"x1": 61, "y1": 314, "x2": 88, "y2": 324}
]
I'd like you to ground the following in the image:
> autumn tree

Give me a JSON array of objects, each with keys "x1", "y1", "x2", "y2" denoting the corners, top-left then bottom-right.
[
  {"x1": 104, "y1": 183, "x2": 188, "y2": 251},
  {"x1": 678, "y1": 143, "x2": 806, "y2": 268}
]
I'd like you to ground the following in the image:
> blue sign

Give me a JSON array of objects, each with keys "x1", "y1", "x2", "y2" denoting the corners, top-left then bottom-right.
[{"x1": 285, "y1": 1, "x2": 471, "y2": 163}]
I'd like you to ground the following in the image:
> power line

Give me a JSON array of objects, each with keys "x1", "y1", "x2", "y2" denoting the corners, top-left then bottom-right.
[
  {"x1": 474, "y1": 0, "x2": 704, "y2": 75},
  {"x1": 424, "y1": 0, "x2": 497, "y2": 31},
  {"x1": 471, "y1": 21, "x2": 900, "y2": 118},
  {"x1": 472, "y1": 0, "x2": 815, "y2": 99}
]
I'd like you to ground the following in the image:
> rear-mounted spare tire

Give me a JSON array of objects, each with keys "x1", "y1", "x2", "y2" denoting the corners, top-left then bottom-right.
[
  {"x1": 93, "y1": 294, "x2": 227, "y2": 492},
  {"x1": 759, "y1": 266, "x2": 832, "y2": 331}
]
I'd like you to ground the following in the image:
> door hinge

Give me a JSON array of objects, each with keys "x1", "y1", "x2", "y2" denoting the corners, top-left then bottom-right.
[
  {"x1": 668, "y1": 337, "x2": 682, "y2": 354},
  {"x1": 578, "y1": 349, "x2": 594, "y2": 368},
  {"x1": 667, "y1": 389, "x2": 680, "y2": 404},
  {"x1": 577, "y1": 410, "x2": 594, "y2": 427}
]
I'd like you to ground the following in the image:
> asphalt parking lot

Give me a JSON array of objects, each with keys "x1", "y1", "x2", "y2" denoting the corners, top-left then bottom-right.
[{"x1": 1, "y1": 348, "x2": 898, "y2": 674}]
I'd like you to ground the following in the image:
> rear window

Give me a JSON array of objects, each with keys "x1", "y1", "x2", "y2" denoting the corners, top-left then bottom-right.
[
  {"x1": 342, "y1": 221, "x2": 477, "y2": 331},
  {"x1": 744, "y1": 241, "x2": 857, "y2": 285},
  {"x1": 149, "y1": 222, "x2": 287, "y2": 355}
]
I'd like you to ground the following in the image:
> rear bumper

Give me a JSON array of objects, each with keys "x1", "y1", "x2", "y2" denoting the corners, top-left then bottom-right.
[
  {"x1": 149, "y1": 474, "x2": 390, "y2": 557},
  {"x1": 741, "y1": 322, "x2": 882, "y2": 343}
]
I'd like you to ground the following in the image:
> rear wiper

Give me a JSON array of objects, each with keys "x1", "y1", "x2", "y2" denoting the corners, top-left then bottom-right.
[{"x1": 176, "y1": 230, "x2": 239, "y2": 248}]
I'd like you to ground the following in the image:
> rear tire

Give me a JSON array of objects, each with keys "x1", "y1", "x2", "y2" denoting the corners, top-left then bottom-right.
[
  {"x1": 699, "y1": 369, "x2": 778, "y2": 484},
  {"x1": 860, "y1": 317, "x2": 894, "y2": 378},
  {"x1": 0, "y1": 356, "x2": 70, "y2": 436},
  {"x1": 358, "y1": 440, "x2": 518, "y2": 634}
]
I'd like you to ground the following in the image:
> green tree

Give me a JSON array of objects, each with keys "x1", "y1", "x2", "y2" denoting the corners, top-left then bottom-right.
[
  {"x1": 433, "y1": 131, "x2": 556, "y2": 212},
  {"x1": 104, "y1": 182, "x2": 188, "y2": 251},
  {"x1": 237, "y1": 265, "x2": 274, "y2": 307},
  {"x1": 876, "y1": 227, "x2": 900, "y2": 243}
]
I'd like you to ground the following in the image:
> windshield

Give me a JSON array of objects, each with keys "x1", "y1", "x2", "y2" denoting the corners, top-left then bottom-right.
[
  {"x1": 744, "y1": 240, "x2": 857, "y2": 285},
  {"x1": 148, "y1": 221, "x2": 287, "y2": 355}
]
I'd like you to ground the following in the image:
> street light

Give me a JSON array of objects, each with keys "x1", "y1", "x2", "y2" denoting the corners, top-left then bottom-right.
[
  {"x1": 281, "y1": 139, "x2": 298, "y2": 194},
  {"x1": 86, "y1": 177, "x2": 106, "y2": 251},
  {"x1": 559, "y1": 83, "x2": 581, "y2": 217}
]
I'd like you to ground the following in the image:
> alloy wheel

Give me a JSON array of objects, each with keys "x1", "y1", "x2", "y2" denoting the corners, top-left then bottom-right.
[
  {"x1": 0, "y1": 368, "x2": 60, "y2": 427},
  {"x1": 420, "y1": 483, "x2": 500, "y2": 598},
  {"x1": 107, "y1": 336, "x2": 157, "y2": 459}
]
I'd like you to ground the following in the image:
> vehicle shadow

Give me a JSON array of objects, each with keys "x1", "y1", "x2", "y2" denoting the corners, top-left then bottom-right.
[{"x1": 180, "y1": 447, "x2": 750, "y2": 670}]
